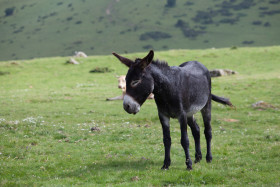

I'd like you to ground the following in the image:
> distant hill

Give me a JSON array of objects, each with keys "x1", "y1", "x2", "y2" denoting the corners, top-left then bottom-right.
[{"x1": 0, "y1": 0, "x2": 280, "y2": 60}]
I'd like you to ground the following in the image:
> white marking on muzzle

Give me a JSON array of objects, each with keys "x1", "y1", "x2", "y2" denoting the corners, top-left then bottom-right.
[{"x1": 123, "y1": 94, "x2": 140, "y2": 114}]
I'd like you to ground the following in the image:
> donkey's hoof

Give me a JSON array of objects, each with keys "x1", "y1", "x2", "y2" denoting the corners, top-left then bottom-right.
[
  {"x1": 206, "y1": 155, "x2": 212, "y2": 163},
  {"x1": 186, "y1": 159, "x2": 192, "y2": 170},
  {"x1": 194, "y1": 158, "x2": 202, "y2": 163},
  {"x1": 161, "y1": 165, "x2": 169, "y2": 170},
  {"x1": 194, "y1": 154, "x2": 202, "y2": 163}
]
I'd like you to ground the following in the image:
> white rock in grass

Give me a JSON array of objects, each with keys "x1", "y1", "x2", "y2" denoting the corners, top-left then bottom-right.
[
  {"x1": 209, "y1": 69, "x2": 237, "y2": 77},
  {"x1": 74, "y1": 51, "x2": 87, "y2": 58}
]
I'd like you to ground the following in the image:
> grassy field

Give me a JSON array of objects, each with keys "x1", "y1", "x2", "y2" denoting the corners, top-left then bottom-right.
[
  {"x1": 1, "y1": 0, "x2": 280, "y2": 60},
  {"x1": 0, "y1": 46, "x2": 279, "y2": 186}
]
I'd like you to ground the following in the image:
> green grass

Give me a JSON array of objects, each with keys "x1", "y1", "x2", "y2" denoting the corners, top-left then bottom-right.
[
  {"x1": 0, "y1": 0, "x2": 280, "y2": 60},
  {"x1": 0, "y1": 46, "x2": 280, "y2": 186}
]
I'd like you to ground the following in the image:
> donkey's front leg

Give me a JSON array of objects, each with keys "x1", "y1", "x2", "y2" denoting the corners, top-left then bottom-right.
[
  {"x1": 179, "y1": 114, "x2": 192, "y2": 170},
  {"x1": 158, "y1": 112, "x2": 171, "y2": 170}
]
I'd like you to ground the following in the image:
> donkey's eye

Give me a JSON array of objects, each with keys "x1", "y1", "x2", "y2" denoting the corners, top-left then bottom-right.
[{"x1": 131, "y1": 80, "x2": 141, "y2": 87}]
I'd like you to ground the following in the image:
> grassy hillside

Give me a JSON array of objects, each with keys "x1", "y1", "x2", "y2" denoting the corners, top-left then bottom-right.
[
  {"x1": 0, "y1": 46, "x2": 279, "y2": 186},
  {"x1": 0, "y1": 0, "x2": 280, "y2": 60}
]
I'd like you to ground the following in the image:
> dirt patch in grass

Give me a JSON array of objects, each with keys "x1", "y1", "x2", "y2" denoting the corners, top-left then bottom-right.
[{"x1": 252, "y1": 101, "x2": 278, "y2": 110}]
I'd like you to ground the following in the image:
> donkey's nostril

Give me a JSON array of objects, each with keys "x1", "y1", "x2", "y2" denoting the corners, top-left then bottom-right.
[{"x1": 124, "y1": 103, "x2": 130, "y2": 111}]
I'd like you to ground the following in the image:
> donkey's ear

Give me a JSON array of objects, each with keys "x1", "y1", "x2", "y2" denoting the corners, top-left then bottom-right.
[
  {"x1": 139, "y1": 50, "x2": 154, "y2": 69},
  {"x1": 112, "y1": 52, "x2": 133, "y2": 67}
]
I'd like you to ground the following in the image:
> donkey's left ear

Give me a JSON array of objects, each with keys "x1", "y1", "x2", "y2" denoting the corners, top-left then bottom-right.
[
  {"x1": 139, "y1": 50, "x2": 154, "y2": 69},
  {"x1": 112, "y1": 52, "x2": 133, "y2": 68}
]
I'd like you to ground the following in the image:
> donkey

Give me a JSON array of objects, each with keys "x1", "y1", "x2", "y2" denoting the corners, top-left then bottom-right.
[{"x1": 112, "y1": 50, "x2": 233, "y2": 170}]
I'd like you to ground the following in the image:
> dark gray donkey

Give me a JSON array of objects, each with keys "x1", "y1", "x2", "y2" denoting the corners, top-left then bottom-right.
[{"x1": 112, "y1": 50, "x2": 233, "y2": 170}]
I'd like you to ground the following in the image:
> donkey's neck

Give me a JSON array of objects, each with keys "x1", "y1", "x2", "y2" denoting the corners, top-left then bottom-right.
[{"x1": 148, "y1": 61, "x2": 178, "y2": 95}]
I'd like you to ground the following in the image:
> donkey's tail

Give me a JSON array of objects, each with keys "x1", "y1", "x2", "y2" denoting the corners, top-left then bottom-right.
[{"x1": 211, "y1": 94, "x2": 233, "y2": 107}]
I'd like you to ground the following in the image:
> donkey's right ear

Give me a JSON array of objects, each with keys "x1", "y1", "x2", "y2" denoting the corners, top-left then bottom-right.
[{"x1": 112, "y1": 52, "x2": 133, "y2": 68}]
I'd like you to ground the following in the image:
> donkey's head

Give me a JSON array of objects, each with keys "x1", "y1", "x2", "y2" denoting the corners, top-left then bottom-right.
[{"x1": 112, "y1": 50, "x2": 154, "y2": 114}]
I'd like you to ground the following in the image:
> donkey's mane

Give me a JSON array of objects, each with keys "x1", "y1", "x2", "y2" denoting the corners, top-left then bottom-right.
[
  {"x1": 134, "y1": 58, "x2": 169, "y2": 69},
  {"x1": 152, "y1": 59, "x2": 169, "y2": 68}
]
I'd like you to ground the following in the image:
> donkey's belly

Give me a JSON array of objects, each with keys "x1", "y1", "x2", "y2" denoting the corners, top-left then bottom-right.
[
  {"x1": 186, "y1": 104, "x2": 205, "y2": 117},
  {"x1": 185, "y1": 95, "x2": 209, "y2": 117}
]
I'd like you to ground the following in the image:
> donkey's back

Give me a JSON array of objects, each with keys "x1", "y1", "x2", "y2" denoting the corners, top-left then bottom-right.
[
  {"x1": 175, "y1": 61, "x2": 211, "y2": 117},
  {"x1": 179, "y1": 61, "x2": 210, "y2": 77}
]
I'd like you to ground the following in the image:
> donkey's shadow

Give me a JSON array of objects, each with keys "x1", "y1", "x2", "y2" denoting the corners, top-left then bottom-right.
[{"x1": 59, "y1": 159, "x2": 161, "y2": 178}]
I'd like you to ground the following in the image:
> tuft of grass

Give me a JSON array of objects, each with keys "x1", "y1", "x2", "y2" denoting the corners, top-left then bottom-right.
[{"x1": 0, "y1": 46, "x2": 279, "y2": 186}]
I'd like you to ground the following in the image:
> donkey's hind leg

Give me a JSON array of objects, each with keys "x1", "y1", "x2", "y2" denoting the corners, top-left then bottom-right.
[
  {"x1": 187, "y1": 116, "x2": 202, "y2": 163},
  {"x1": 201, "y1": 100, "x2": 213, "y2": 163}
]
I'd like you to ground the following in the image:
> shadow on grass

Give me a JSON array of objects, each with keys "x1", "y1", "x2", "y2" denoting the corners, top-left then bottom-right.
[{"x1": 59, "y1": 159, "x2": 162, "y2": 179}]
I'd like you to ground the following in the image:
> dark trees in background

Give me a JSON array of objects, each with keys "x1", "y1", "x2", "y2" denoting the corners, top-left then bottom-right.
[
  {"x1": 5, "y1": 7, "x2": 15, "y2": 16},
  {"x1": 166, "y1": 0, "x2": 176, "y2": 8},
  {"x1": 140, "y1": 31, "x2": 172, "y2": 41}
]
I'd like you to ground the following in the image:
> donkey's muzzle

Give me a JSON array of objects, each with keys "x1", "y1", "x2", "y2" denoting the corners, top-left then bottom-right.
[{"x1": 123, "y1": 95, "x2": 140, "y2": 114}]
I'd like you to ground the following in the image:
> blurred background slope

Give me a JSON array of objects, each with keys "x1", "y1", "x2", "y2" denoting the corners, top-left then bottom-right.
[{"x1": 0, "y1": 0, "x2": 279, "y2": 60}]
